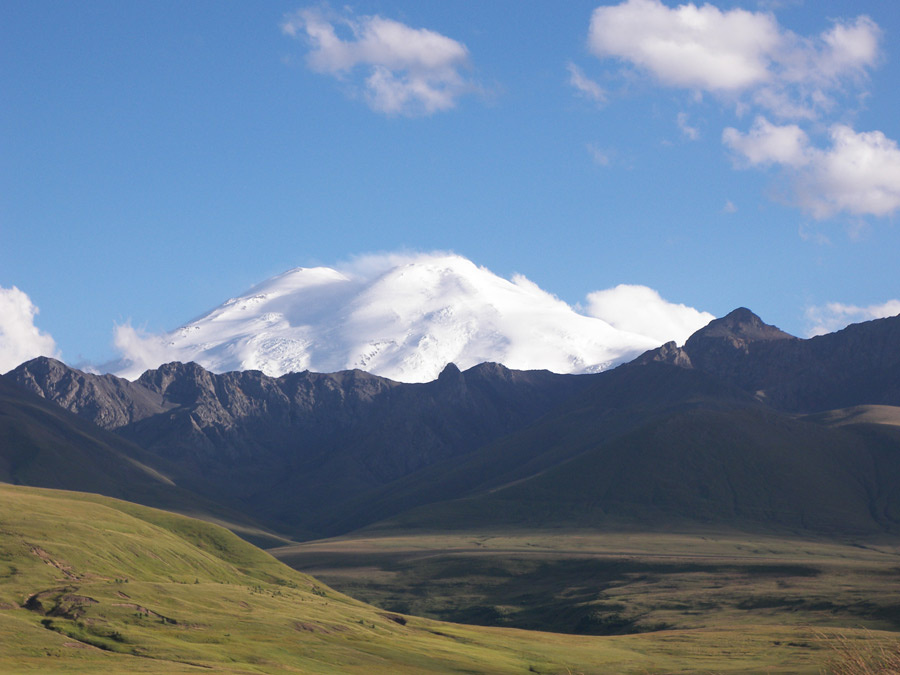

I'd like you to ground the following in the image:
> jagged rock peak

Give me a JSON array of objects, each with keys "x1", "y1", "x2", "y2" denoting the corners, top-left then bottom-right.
[
  {"x1": 686, "y1": 308, "x2": 795, "y2": 346},
  {"x1": 438, "y1": 362, "x2": 462, "y2": 380},
  {"x1": 632, "y1": 341, "x2": 693, "y2": 369}
]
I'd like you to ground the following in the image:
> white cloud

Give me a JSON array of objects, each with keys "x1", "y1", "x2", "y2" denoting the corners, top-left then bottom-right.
[
  {"x1": 722, "y1": 200, "x2": 737, "y2": 214},
  {"x1": 567, "y1": 62, "x2": 606, "y2": 105},
  {"x1": 677, "y1": 112, "x2": 700, "y2": 140},
  {"x1": 112, "y1": 321, "x2": 179, "y2": 380},
  {"x1": 818, "y1": 17, "x2": 881, "y2": 80},
  {"x1": 0, "y1": 286, "x2": 60, "y2": 373},
  {"x1": 282, "y1": 8, "x2": 473, "y2": 116},
  {"x1": 805, "y1": 299, "x2": 900, "y2": 336},
  {"x1": 724, "y1": 117, "x2": 900, "y2": 218},
  {"x1": 587, "y1": 0, "x2": 880, "y2": 119},
  {"x1": 798, "y1": 126, "x2": 900, "y2": 219},
  {"x1": 723, "y1": 115, "x2": 809, "y2": 167},
  {"x1": 584, "y1": 284, "x2": 715, "y2": 345},
  {"x1": 584, "y1": 1, "x2": 892, "y2": 222},
  {"x1": 589, "y1": 0, "x2": 781, "y2": 93}
]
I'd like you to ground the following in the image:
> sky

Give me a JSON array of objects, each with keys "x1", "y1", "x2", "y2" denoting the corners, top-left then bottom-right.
[{"x1": 2, "y1": 0, "x2": 899, "y2": 372}]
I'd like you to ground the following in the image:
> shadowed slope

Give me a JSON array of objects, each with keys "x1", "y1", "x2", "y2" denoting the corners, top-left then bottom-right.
[
  {"x1": 8, "y1": 358, "x2": 593, "y2": 538},
  {"x1": 0, "y1": 376, "x2": 286, "y2": 547}
]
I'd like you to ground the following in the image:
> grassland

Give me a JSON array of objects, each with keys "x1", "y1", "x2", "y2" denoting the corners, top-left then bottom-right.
[
  {"x1": 5, "y1": 483, "x2": 898, "y2": 672},
  {"x1": 274, "y1": 528, "x2": 900, "y2": 639}
]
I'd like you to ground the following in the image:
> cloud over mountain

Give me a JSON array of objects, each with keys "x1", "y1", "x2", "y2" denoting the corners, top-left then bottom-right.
[
  {"x1": 585, "y1": 284, "x2": 714, "y2": 345},
  {"x1": 111, "y1": 252, "x2": 712, "y2": 382},
  {"x1": 0, "y1": 286, "x2": 59, "y2": 374},
  {"x1": 805, "y1": 299, "x2": 900, "y2": 336}
]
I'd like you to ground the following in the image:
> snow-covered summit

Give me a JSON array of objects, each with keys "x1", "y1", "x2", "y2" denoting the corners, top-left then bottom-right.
[{"x1": 112, "y1": 253, "x2": 711, "y2": 382}]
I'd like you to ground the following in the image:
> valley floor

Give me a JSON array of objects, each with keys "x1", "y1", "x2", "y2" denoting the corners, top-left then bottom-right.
[{"x1": 274, "y1": 528, "x2": 900, "y2": 670}]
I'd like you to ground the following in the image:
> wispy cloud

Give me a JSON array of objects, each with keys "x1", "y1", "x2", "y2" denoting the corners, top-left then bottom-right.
[
  {"x1": 586, "y1": 143, "x2": 611, "y2": 166},
  {"x1": 677, "y1": 112, "x2": 699, "y2": 140},
  {"x1": 282, "y1": 7, "x2": 475, "y2": 116},
  {"x1": 805, "y1": 299, "x2": 900, "y2": 336},
  {"x1": 0, "y1": 286, "x2": 59, "y2": 373},
  {"x1": 567, "y1": 62, "x2": 606, "y2": 105}
]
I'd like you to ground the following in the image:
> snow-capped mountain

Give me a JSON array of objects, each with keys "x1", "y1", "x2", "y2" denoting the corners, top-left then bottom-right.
[{"x1": 112, "y1": 253, "x2": 711, "y2": 382}]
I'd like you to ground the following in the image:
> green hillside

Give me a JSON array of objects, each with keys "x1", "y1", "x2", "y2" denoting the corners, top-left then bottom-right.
[{"x1": 1, "y1": 483, "x2": 885, "y2": 673}]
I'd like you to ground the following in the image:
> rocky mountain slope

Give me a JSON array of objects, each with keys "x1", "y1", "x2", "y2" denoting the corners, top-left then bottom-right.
[
  {"x1": 8, "y1": 357, "x2": 592, "y2": 538},
  {"x1": 636, "y1": 308, "x2": 900, "y2": 411}
]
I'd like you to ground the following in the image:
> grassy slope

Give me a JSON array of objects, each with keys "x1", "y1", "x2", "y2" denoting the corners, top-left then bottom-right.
[{"x1": 2, "y1": 483, "x2": 875, "y2": 674}]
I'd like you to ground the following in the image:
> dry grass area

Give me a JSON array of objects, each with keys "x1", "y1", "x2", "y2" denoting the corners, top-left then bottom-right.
[
  {"x1": 10, "y1": 484, "x2": 895, "y2": 673},
  {"x1": 820, "y1": 630, "x2": 900, "y2": 674}
]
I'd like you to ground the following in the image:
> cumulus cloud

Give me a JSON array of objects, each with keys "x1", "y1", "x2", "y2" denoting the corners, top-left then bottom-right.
[
  {"x1": 583, "y1": 2, "x2": 893, "y2": 221},
  {"x1": 587, "y1": 0, "x2": 880, "y2": 118},
  {"x1": 567, "y1": 62, "x2": 606, "y2": 105},
  {"x1": 724, "y1": 117, "x2": 900, "y2": 218},
  {"x1": 282, "y1": 8, "x2": 474, "y2": 116},
  {"x1": 584, "y1": 284, "x2": 715, "y2": 345},
  {"x1": 589, "y1": 0, "x2": 780, "y2": 93},
  {"x1": 723, "y1": 116, "x2": 809, "y2": 167},
  {"x1": 0, "y1": 286, "x2": 60, "y2": 373},
  {"x1": 805, "y1": 299, "x2": 900, "y2": 336}
]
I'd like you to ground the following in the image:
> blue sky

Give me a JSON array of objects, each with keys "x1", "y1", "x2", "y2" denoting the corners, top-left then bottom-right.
[{"x1": 2, "y1": 0, "x2": 899, "y2": 369}]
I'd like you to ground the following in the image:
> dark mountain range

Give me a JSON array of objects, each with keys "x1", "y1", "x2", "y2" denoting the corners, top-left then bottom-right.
[
  {"x1": 7, "y1": 357, "x2": 592, "y2": 538},
  {"x1": 375, "y1": 374, "x2": 900, "y2": 536},
  {"x1": 637, "y1": 308, "x2": 900, "y2": 411},
  {"x1": 4, "y1": 308, "x2": 900, "y2": 539}
]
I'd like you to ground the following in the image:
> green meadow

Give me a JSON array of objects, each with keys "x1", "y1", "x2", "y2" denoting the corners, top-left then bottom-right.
[{"x1": 4, "y1": 483, "x2": 898, "y2": 673}]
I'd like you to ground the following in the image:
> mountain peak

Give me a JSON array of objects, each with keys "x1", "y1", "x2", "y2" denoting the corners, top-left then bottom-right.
[
  {"x1": 109, "y1": 253, "x2": 674, "y2": 383},
  {"x1": 438, "y1": 362, "x2": 462, "y2": 380},
  {"x1": 686, "y1": 307, "x2": 795, "y2": 347}
]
